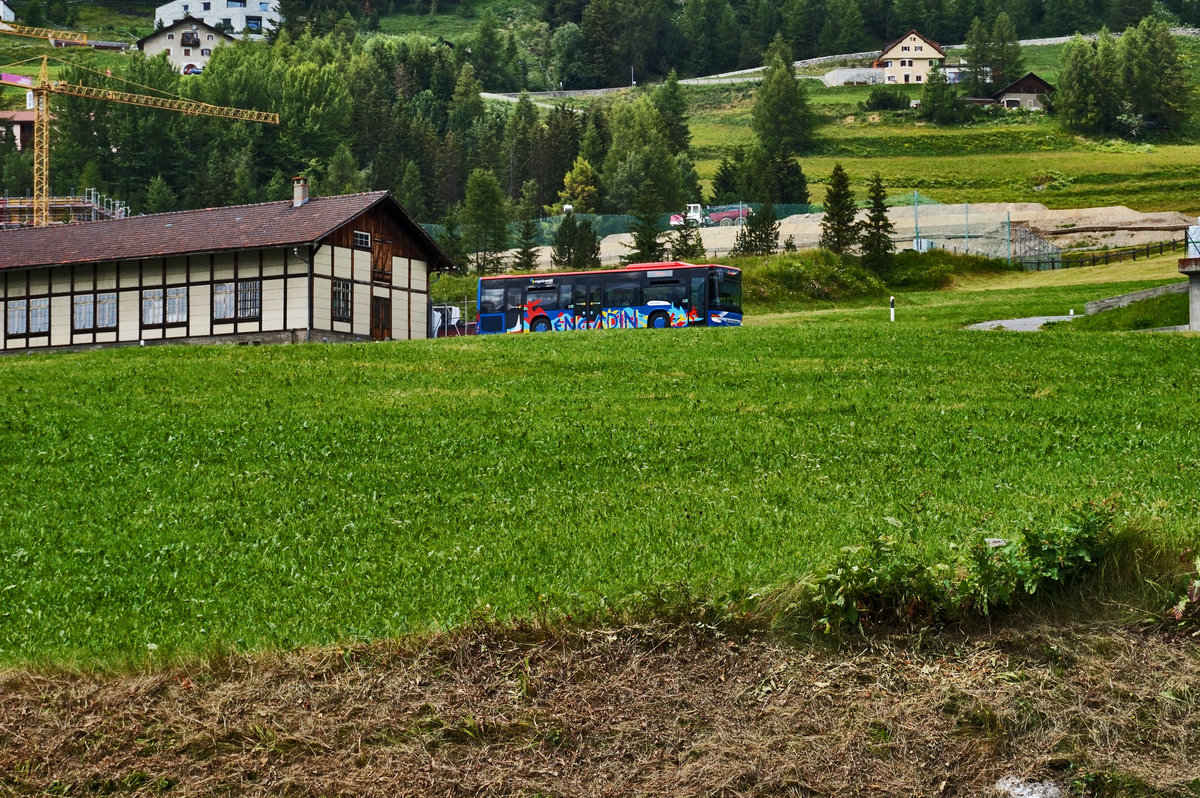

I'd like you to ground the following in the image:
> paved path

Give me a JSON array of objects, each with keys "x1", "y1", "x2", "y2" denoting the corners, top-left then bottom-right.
[{"x1": 967, "y1": 315, "x2": 1078, "y2": 331}]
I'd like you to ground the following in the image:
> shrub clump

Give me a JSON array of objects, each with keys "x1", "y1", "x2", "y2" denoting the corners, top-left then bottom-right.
[
  {"x1": 809, "y1": 500, "x2": 1117, "y2": 635},
  {"x1": 882, "y1": 249, "x2": 1014, "y2": 289},
  {"x1": 737, "y1": 250, "x2": 887, "y2": 307},
  {"x1": 859, "y1": 86, "x2": 911, "y2": 112}
]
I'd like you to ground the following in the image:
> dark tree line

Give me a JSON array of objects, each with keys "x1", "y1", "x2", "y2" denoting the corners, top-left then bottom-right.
[
  {"x1": 45, "y1": 31, "x2": 712, "y2": 234},
  {"x1": 269, "y1": 0, "x2": 1180, "y2": 91}
]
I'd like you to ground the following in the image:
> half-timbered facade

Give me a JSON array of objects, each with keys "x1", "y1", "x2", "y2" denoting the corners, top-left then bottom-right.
[{"x1": 0, "y1": 183, "x2": 454, "y2": 352}]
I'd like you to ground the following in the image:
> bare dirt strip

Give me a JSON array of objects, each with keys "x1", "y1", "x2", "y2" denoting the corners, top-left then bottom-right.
[{"x1": 2, "y1": 619, "x2": 1197, "y2": 796}]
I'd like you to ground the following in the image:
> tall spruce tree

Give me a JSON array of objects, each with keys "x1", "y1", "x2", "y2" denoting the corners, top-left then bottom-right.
[
  {"x1": 962, "y1": 17, "x2": 992, "y2": 95},
  {"x1": 858, "y1": 173, "x2": 895, "y2": 274},
  {"x1": 819, "y1": 164, "x2": 858, "y2": 254},
  {"x1": 574, "y1": 219, "x2": 602, "y2": 269},
  {"x1": 990, "y1": 12, "x2": 1025, "y2": 85},
  {"x1": 920, "y1": 62, "x2": 963, "y2": 125},
  {"x1": 751, "y1": 35, "x2": 816, "y2": 157},
  {"x1": 670, "y1": 217, "x2": 708, "y2": 261},
  {"x1": 551, "y1": 210, "x2": 579, "y2": 269},
  {"x1": 652, "y1": 70, "x2": 691, "y2": 156},
  {"x1": 461, "y1": 168, "x2": 510, "y2": 274},
  {"x1": 511, "y1": 218, "x2": 540, "y2": 271},
  {"x1": 732, "y1": 202, "x2": 780, "y2": 255},
  {"x1": 623, "y1": 181, "x2": 668, "y2": 264},
  {"x1": 511, "y1": 180, "x2": 541, "y2": 271}
]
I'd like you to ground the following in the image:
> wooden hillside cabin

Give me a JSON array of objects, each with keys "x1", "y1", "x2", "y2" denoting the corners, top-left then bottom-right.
[
  {"x1": 992, "y1": 72, "x2": 1055, "y2": 110},
  {"x1": 0, "y1": 181, "x2": 454, "y2": 352}
]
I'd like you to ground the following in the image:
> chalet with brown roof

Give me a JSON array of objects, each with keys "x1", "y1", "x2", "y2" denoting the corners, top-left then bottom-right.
[
  {"x1": 0, "y1": 180, "x2": 455, "y2": 352},
  {"x1": 871, "y1": 30, "x2": 946, "y2": 85}
]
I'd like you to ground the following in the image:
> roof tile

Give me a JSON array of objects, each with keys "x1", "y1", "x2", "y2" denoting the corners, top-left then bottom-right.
[{"x1": 0, "y1": 191, "x2": 446, "y2": 271}]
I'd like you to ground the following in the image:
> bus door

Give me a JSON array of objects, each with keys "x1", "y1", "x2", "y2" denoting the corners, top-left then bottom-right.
[
  {"x1": 504, "y1": 285, "x2": 524, "y2": 332},
  {"x1": 687, "y1": 275, "x2": 706, "y2": 325},
  {"x1": 574, "y1": 280, "x2": 602, "y2": 329}
]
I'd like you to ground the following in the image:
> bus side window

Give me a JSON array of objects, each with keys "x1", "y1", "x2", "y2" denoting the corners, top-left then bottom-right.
[
  {"x1": 689, "y1": 276, "x2": 705, "y2": 309},
  {"x1": 558, "y1": 283, "x2": 573, "y2": 308},
  {"x1": 604, "y1": 280, "x2": 640, "y2": 308},
  {"x1": 644, "y1": 280, "x2": 683, "y2": 305},
  {"x1": 527, "y1": 286, "x2": 557, "y2": 309},
  {"x1": 574, "y1": 283, "x2": 589, "y2": 308},
  {"x1": 480, "y1": 286, "x2": 504, "y2": 314},
  {"x1": 505, "y1": 285, "x2": 523, "y2": 311}
]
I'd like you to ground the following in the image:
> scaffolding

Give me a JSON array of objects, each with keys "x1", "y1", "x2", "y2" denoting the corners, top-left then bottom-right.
[{"x1": 0, "y1": 187, "x2": 128, "y2": 228}]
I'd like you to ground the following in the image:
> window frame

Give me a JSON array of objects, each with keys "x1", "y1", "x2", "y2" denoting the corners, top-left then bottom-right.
[
  {"x1": 73, "y1": 292, "x2": 118, "y2": 333},
  {"x1": 352, "y1": 230, "x2": 372, "y2": 249},
  {"x1": 332, "y1": 278, "x2": 352, "y2": 322},
  {"x1": 6, "y1": 298, "x2": 27, "y2": 337},
  {"x1": 236, "y1": 279, "x2": 261, "y2": 321},
  {"x1": 211, "y1": 279, "x2": 262, "y2": 322}
]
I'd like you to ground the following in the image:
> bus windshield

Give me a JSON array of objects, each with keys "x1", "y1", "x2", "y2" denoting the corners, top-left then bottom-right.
[{"x1": 711, "y1": 271, "x2": 741, "y2": 313}]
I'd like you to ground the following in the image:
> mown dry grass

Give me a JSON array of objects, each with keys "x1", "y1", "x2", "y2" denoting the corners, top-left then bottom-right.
[{"x1": 1, "y1": 618, "x2": 1197, "y2": 796}]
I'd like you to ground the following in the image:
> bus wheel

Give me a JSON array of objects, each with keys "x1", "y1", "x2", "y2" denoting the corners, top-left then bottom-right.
[
  {"x1": 531, "y1": 316, "x2": 552, "y2": 333},
  {"x1": 648, "y1": 311, "x2": 670, "y2": 329}
]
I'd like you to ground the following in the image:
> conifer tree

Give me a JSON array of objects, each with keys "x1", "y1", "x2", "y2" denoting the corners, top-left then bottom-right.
[
  {"x1": 990, "y1": 12, "x2": 1025, "y2": 85},
  {"x1": 858, "y1": 173, "x2": 895, "y2": 274},
  {"x1": 962, "y1": 17, "x2": 992, "y2": 95},
  {"x1": 511, "y1": 179, "x2": 541, "y2": 271},
  {"x1": 920, "y1": 62, "x2": 963, "y2": 125},
  {"x1": 143, "y1": 175, "x2": 178, "y2": 215},
  {"x1": 732, "y1": 202, "x2": 779, "y2": 255},
  {"x1": 751, "y1": 35, "x2": 815, "y2": 157},
  {"x1": 623, "y1": 181, "x2": 667, "y2": 264},
  {"x1": 652, "y1": 70, "x2": 691, "y2": 156},
  {"x1": 670, "y1": 217, "x2": 708, "y2": 261},
  {"x1": 461, "y1": 168, "x2": 510, "y2": 274},
  {"x1": 397, "y1": 161, "x2": 428, "y2": 222},
  {"x1": 551, "y1": 210, "x2": 578, "y2": 269},
  {"x1": 574, "y1": 219, "x2": 602, "y2": 269},
  {"x1": 511, "y1": 217, "x2": 540, "y2": 271},
  {"x1": 819, "y1": 164, "x2": 858, "y2": 255}
]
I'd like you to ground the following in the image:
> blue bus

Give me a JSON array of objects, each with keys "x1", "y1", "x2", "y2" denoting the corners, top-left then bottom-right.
[{"x1": 476, "y1": 262, "x2": 742, "y2": 334}]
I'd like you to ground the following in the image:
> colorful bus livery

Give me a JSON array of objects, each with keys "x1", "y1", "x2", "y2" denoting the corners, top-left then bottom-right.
[{"x1": 476, "y1": 262, "x2": 742, "y2": 334}]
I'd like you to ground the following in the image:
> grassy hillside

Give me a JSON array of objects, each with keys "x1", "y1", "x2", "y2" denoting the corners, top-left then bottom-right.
[
  {"x1": 2, "y1": 258, "x2": 1196, "y2": 667},
  {"x1": 685, "y1": 37, "x2": 1200, "y2": 212}
]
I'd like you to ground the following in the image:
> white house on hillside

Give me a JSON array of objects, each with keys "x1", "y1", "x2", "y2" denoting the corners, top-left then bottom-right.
[
  {"x1": 137, "y1": 17, "x2": 234, "y2": 74},
  {"x1": 871, "y1": 30, "x2": 947, "y2": 84},
  {"x1": 0, "y1": 2, "x2": 15, "y2": 23},
  {"x1": 154, "y1": 0, "x2": 280, "y2": 38}
]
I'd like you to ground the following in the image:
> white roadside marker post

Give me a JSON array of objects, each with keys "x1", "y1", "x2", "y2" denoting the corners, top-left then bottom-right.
[{"x1": 890, "y1": 296, "x2": 895, "y2": 323}]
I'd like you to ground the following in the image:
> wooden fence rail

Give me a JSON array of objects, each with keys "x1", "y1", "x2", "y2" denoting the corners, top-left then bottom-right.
[{"x1": 1023, "y1": 236, "x2": 1188, "y2": 271}]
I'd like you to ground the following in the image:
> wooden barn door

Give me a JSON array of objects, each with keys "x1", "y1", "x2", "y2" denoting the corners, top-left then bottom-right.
[{"x1": 371, "y1": 295, "x2": 391, "y2": 340}]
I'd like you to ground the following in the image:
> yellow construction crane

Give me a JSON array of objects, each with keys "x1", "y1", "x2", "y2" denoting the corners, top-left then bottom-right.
[
  {"x1": 0, "y1": 55, "x2": 279, "y2": 226},
  {"x1": 0, "y1": 20, "x2": 88, "y2": 45}
]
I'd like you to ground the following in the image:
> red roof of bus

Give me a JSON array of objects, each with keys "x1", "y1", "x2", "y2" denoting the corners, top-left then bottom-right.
[{"x1": 478, "y1": 262, "x2": 739, "y2": 281}]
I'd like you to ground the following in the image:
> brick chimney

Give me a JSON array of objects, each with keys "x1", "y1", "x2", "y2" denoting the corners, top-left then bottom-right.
[{"x1": 292, "y1": 176, "x2": 309, "y2": 208}]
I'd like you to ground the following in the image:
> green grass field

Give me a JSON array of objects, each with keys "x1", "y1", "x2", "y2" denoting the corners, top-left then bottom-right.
[{"x1": 2, "y1": 258, "x2": 1197, "y2": 668}]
